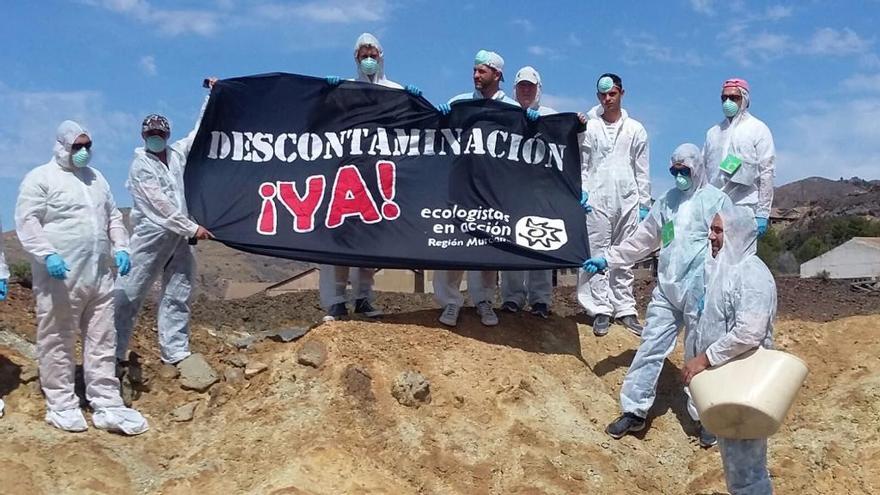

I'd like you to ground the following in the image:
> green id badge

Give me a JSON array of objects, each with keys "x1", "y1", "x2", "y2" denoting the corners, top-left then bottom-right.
[
  {"x1": 661, "y1": 221, "x2": 675, "y2": 247},
  {"x1": 719, "y1": 154, "x2": 743, "y2": 175}
]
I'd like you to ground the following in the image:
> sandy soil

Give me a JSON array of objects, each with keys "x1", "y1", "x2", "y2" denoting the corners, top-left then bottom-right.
[{"x1": 0, "y1": 281, "x2": 877, "y2": 495}]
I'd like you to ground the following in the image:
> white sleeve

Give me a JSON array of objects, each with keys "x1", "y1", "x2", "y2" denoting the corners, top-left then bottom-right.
[
  {"x1": 606, "y1": 208, "x2": 661, "y2": 266},
  {"x1": 632, "y1": 126, "x2": 651, "y2": 208},
  {"x1": 128, "y1": 164, "x2": 199, "y2": 238},
  {"x1": 171, "y1": 94, "x2": 210, "y2": 159},
  {"x1": 14, "y1": 171, "x2": 57, "y2": 262},
  {"x1": 754, "y1": 125, "x2": 775, "y2": 219},
  {"x1": 0, "y1": 220, "x2": 8, "y2": 279},
  {"x1": 579, "y1": 131, "x2": 591, "y2": 192}
]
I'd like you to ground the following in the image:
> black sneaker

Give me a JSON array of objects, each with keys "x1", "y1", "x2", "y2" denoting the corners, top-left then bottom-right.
[
  {"x1": 698, "y1": 422, "x2": 717, "y2": 448},
  {"x1": 606, "y1": 413, "x2": 646, "y2": 439},
  {"x1": 323, "y1": 302, "x2": 348, "y2": 322},
  {"x1": 500, "y1": 301, "x2": 520, "y2": 313},
  {"x1": 593, "y1": 314, "x2": 612, "y2": 336},
  {"x1": 354, "y1": 298, "x2": 383, "y2": 318},
  {"x1": 530, "y1": 303, "x2": 550, "y2": 319},
  {"x1": 617, "y1": 315, "x2": 644, "y2": 336}
]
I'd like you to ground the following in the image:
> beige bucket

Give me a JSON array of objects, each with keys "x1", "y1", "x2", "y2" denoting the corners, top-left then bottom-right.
[{"x1": 689, "y1": 346, "x2": 808, "y2": 439}]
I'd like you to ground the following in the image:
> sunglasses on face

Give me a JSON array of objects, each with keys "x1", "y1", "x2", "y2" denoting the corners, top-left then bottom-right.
[
  {"x1": 71, "y1": 142, "x2": 92, "y2": 152},
  {"x1": 721, "y1": 94, "x2": 743, "y2": 102},
  {"x1": 669, "y1": 166, "x2": 691, "y2": 177}
]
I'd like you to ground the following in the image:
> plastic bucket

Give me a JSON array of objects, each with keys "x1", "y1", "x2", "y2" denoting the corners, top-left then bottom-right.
[{"x1": 689, "y1": 346, "x2": 808, "y2": 439}]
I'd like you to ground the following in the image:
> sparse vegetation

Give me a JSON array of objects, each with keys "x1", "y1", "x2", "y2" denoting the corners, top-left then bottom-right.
[{"x1": 9, "y1": 261, "x2": 31, "y2": 288}]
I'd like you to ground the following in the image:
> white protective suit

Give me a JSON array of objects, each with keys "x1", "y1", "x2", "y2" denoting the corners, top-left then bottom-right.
[
  {"x1": 16, "y1": 120, "x2": 147, "y2": 434},
  {"x1": 0, "y1": 219, "x2": 8, "y2": 281},
  {"x1": 690, "y1": 203, "x2": 775, "y2": 494},
  {"x1": 115, "y1": 97, "x2": 208, "y2": 364},
  {"x1": 501, "y1": 66, "x2": 556, "y2": 309},
  {"x1": 578, "y1": 104, "x2": 651, "y2": 318},
  {"x1": 703, "y1": 89, "x2": 776, "y2": 219},
  {"x1": 434, "y1": 88, "x2": 518, "y2": 307},
  {"x1": 603, "y1": 143, "x2": 730, "y2": 420},
  {"x1": 319, "y1": 33, "x2": 403, "y2": 311}
]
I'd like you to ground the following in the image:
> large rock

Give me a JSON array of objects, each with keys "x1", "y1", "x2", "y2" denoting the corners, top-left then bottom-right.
[
  {"x1": 297, "y1": 340, "x2": 328, "y2": 368},
  {"x1": 391, "y1": 371, "x2": 432, "y2": 408},
  {"x1": 177, "y1": 353, "x2": 219, "y2": 392},
  {"x1": 170, "y1": 401, "x2": 199, "y2": 422}
]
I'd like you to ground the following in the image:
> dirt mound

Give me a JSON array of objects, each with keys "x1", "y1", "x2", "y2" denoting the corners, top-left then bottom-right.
[{"x1": 0, "y1": 283, "x2": 878, "y2": 494}]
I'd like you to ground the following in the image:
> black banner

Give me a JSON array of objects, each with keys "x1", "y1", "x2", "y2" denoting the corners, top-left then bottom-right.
[{"x1": 185, "y1": 73, "x2": 589, "y2": 270}]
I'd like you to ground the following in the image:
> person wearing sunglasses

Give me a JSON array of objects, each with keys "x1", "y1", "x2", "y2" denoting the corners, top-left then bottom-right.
[
  {"x1": 114, "y1": 80, "x2": 215, "y2": 378},
  {"x1": 583, "y1": 143, "x2": 730, "y2": 446},
  {"x1": 702, "y1": 78, "x2": 776, "y2": 237},
  {"x1": 15, "y1": 120, "x2": 148, "y2": 434}
]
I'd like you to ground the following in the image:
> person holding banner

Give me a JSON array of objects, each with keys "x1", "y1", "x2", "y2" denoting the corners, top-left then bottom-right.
[
  {"x1": 16, "y1": 120, "x2": 148, "y2": 434},
  {"x1": 682, "y1": 203, "x2": 776, "y2": 494},
  {"x1": 577, "y1": 73, "x2": 651, "y2": 337},
  {"x1": 320, "y1": 32, "x2": 421, "y2": 321},
  {"x1": 434, "y1": 49, "x2": 521, "y2": 328},
  {"x1": 583, "y1": 143, "x2": 729, "y2": 447},
  {"x1": 500, "y1": 66, "x2": 557, "y2": 319},
  {"x1": 114, "y1": 81, "x2": 214, "y2": 370},
  {"x1": 702, "y1": 78, "x2": 776, "y2": 238}
]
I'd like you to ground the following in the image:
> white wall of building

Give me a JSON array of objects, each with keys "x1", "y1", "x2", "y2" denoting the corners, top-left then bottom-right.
[{"x1": 800, "y1": 238, "x2": 880, "y2": 279}]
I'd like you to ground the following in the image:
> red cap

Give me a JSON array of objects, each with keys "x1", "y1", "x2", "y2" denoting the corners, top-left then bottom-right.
[{"x1": 723, "y1": 78, "x2": 750, "y2": 92}]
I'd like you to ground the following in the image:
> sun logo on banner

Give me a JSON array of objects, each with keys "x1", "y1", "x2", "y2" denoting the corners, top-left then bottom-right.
[{"x1": 514, "y1": 216, "x2": 568, "y2": 251}]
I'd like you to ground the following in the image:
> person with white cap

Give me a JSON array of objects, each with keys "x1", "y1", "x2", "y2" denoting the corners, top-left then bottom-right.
[
  {"x1": 433, "y1": 49, "x2": 524, "y2": 328},
  {"x1": 322, "y1": 32, "x2": 421, "y2": 321},
  {"x1": 578, "y1": 72, "x2": 651, "y2": 337},
  {"x1": 499, "y1": 66, "x2": 557, "y2": 319},
  {"x1": 114, "y1": 79, "x2": 214, "y2": 374},
  {"x1": 703, "y1": 77, "x2": 776, "y2": 238},
  {"x1": 16, "y1": 120, "x2": 148, "y2": 435}
]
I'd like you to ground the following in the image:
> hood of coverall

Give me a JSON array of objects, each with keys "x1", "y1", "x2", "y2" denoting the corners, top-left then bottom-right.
[{"x1": 53, "y1": 120, "x2": 91, "y2": 171}]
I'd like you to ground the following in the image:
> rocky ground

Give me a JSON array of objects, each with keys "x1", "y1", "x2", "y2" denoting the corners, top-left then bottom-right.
[{"x1": 0, "y1": 280, "x2": 877, "y2": 494}]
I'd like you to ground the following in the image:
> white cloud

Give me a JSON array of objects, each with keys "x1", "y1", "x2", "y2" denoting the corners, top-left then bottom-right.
[
  {"x1": 762, "y1": 5, "x2": 793, "y2": 21},
  {"x1": 253, "y1": 0, "x2": 387, "y2": 23},
  {"x1": 540, "y1": 93, "x2": 591, "y2": 113},
  {"x1": 527, "y1": 45, "x2": 563, "y2": 60},
  {"x1": 775, "y1": 97, "x2": 880, "y2": 183},
  {"x1": 621, "y1": 34, "x2": 704, "y2": 66},
  {"x1": 568, "y1": 33, "x2": 583, "y2": 47},
  {"x1": 84, "y1": 0, "x2": 221, "y2": 36},
  {"x1": 843, "y1": 73, "x2": 880, "y2": 92},
  {"x1": 510, "y1": 18, "x2": 535, "y2": 33},
  {"x1": 689, "y1": 0, "x2": 715, "y2": 15},
  {"x1": 806, "y1": 27, "x2": 871, "y2": 56},
  {"x1": 139, "y1": 55, "x2": 157, "y2": 76},
  {"x1": 0, "y1": 83, "x2": 136, "y2": 179}
]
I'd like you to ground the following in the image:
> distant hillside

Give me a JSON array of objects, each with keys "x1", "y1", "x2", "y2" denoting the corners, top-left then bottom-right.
[{"x1": 773, "y1": 176, "x2": 879, "y2": 210}]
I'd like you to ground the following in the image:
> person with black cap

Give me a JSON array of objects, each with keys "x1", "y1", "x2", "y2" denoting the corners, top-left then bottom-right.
[{"x1": 114, "y1": 78, "x2": 214, "y2": 376}]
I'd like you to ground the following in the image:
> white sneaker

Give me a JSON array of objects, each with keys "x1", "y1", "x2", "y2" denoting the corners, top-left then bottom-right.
[
  {"x1": 438, "y1": 304, "x2": 461, "y2": 326},
  {"x1": 476, "y1": 301, "x2": 499, "y2": 326},
  {"x1": 93, "y1": 406, "x2": 149, "y2": 436},
  {"x1": 46, "y1": 408, "x2": 88, "y2": 432}
]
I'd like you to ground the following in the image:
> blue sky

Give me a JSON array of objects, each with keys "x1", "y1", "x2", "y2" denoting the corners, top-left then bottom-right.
[{"x1": 2, "y1": 0, "x2": 879, "y2": 229}]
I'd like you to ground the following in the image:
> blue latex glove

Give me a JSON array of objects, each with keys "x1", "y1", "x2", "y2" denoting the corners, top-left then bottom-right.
[
  {"x1": 115, "y1": 251, "x2": 131, "y2": 276},
  {"x1": 0, "y1": 279, "x2": 7, "y2": 301},
  {"x1": 437, "y1": 103, "x2": 451, "y2": 115},
  {"x1": 580, "y1": 191, "x2": 593, "y2": 213},
  {"x1": 639, "y1": 206, "x2": 650, "y2": 222},
  {"x1": 405, "y1": 84, "x2": 422, "y2": 96},
  {"x1": 582, "y1": 257, "x2": 608, "y2": 274},
  {"x1": 45, "y1": 253, "x2": 70, "y2": 280},
  {"x1": 526, "y1": 108, "x2": 540, "y2": 121},
  {"x1": 325, "y1": 76, "x2": 341, "y2": 86},
  {"x1": 755, "y1": 217, "x2": 769, "y2": 237}
]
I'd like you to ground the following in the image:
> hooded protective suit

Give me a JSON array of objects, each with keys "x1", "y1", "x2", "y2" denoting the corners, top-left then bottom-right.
[
  {"x1": 319, "y1": 33, "x2": 402, "y2": 313},
  {"x1": 577, "y1": 103, "x2": 651, "y2": 319},
  {"x1": 501, "y1": 66, "x2": 557, "y2": 309},
  {"x1": 0, "y1": 219, "x2": 8, "y2": 284},
  {"x1": 703, "y1": 86, "x2": 775, "y2": 219},
  {"x1": 16, "y1": 120, "x2": 147, "y2": 434},
  {"x1": 690, "y1": 203, "x2": 775, "y2": 495},
  {"x1": 115, "y1": 96, "x2": 208, "y2": 364},
  {"x1": 603, "y1": 143, "x2": 730, "y2": 419}
]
